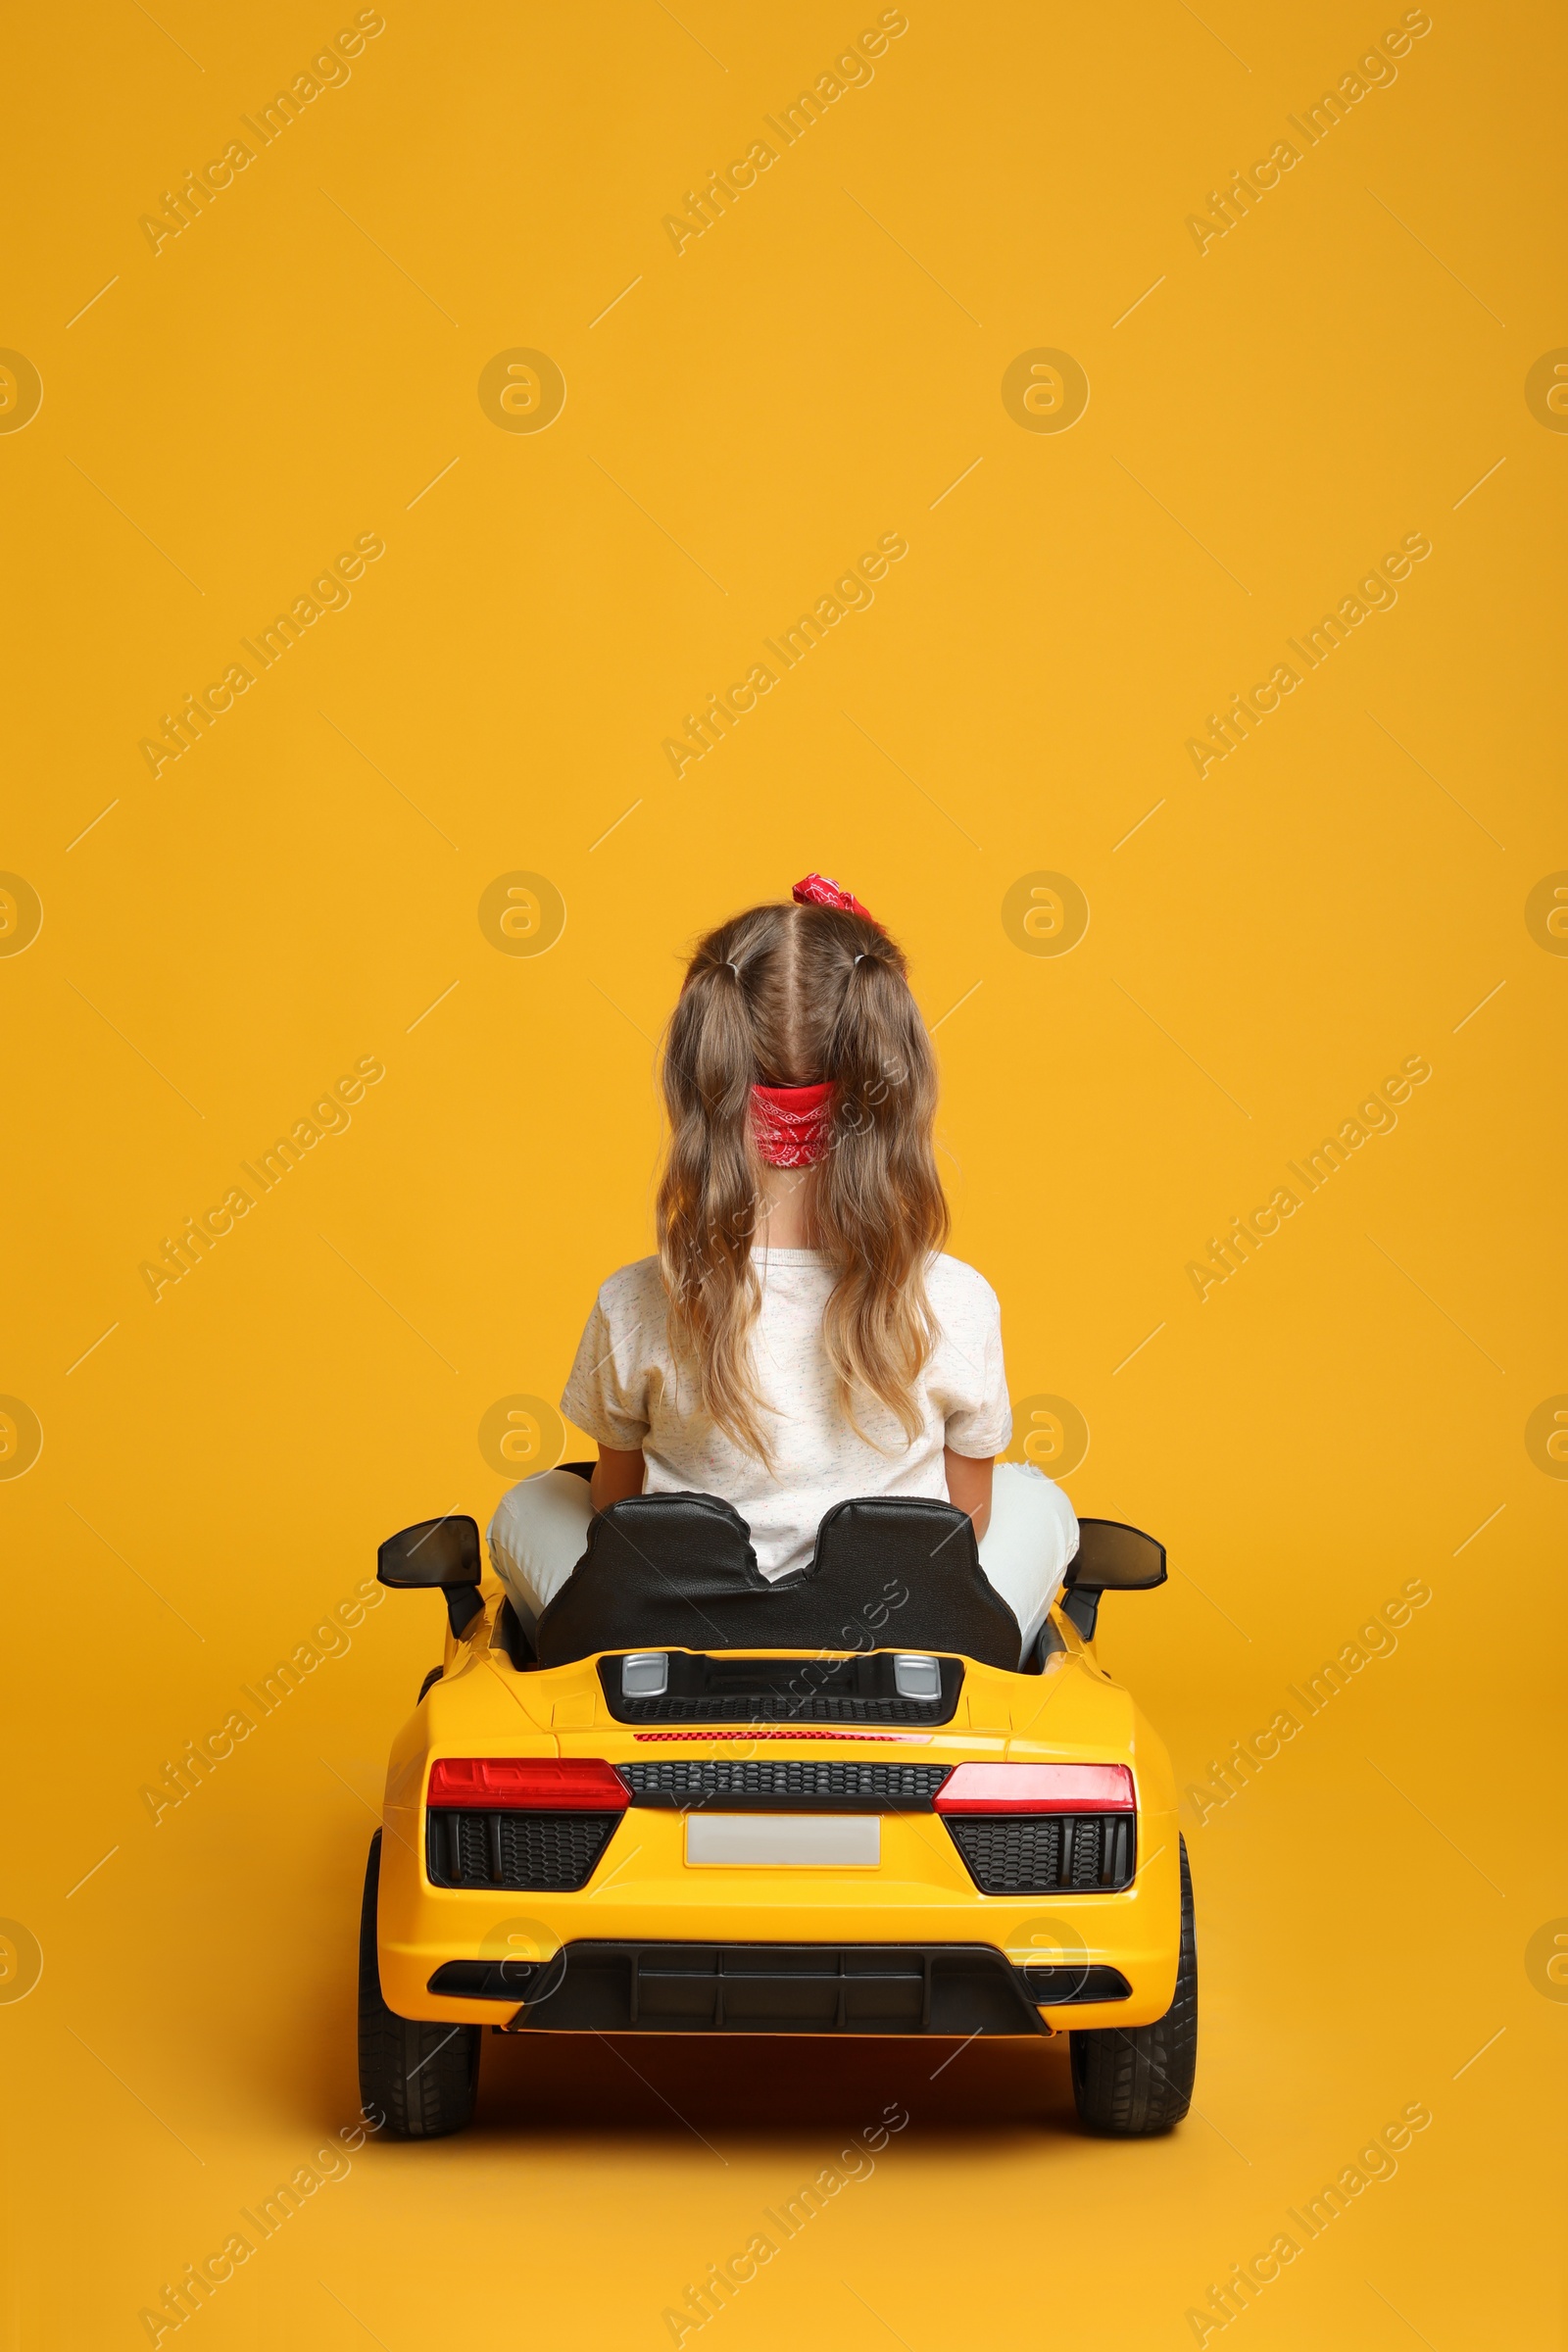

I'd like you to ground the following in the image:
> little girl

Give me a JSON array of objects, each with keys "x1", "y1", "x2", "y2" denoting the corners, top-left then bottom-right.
[{"x1": 488, "y1": 874, "x2": 1078, "y2": 1664}]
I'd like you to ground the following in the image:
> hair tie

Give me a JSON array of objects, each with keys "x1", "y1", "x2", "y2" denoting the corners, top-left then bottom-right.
[{"x1": 792, "y1": 872, "x2": 884, "y2": 930}]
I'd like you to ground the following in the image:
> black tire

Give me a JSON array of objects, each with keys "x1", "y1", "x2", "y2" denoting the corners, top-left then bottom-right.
[
  {"x1": 416, "y1": 1665, "x2": 443, "y2": 1703},
  {"x1": 1069, "y1": 1836, "x2": 1198, "y2": 2136},
  {"x1": 358, "y1": 1830, "x2": 480, "y2": 2139}
]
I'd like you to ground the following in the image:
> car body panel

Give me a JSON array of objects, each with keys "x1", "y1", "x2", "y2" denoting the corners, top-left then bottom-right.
[{"x1": 374, "y1": 1574, "x2": 1182, "y2": 2036}]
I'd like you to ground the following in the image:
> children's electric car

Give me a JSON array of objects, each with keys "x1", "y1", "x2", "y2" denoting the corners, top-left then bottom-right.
[{"x1": 359, "y1": 1469, "x2": 1196, "y2": 2138}]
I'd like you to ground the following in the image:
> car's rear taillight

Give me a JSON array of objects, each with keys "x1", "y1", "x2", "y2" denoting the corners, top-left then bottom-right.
[
  {"x1": 427, "y1": 1758, "x2": 629, "y2": 1811},
  {"x1": 933, "y1": 1763, "x2": 1135, "y2": 1814}
]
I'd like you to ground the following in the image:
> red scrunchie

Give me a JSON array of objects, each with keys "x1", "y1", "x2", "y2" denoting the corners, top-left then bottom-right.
[
  {"x1": 792, "y1": 872, "x2": 882, "y2": 929},
  {"x1": 752, "y1": 1080, "x2": 835, "y2": 1168}
]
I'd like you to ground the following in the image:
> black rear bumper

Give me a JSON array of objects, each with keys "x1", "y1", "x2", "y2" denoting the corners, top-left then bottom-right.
[{"x1": 426, "y1": 1941, "x2": 1132, "y2": 2032}]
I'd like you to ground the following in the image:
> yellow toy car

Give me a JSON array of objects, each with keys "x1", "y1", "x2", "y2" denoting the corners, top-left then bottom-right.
[{"x1": 360, "y1": 1471, "x2": 1195, "y2": 2138}]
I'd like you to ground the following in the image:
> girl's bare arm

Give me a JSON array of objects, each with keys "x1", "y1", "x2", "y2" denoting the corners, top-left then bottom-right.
[
  {"x1": 590, "y1": 1445, "x2": 647, "y2": 1512},
  {"x1": 944, "y1": 1448, "x2": 994, "y2": 1542}
]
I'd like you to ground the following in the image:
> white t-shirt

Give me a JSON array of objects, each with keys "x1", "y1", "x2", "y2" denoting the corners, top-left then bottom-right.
[{"x1": 560, "y1": 1250, "x2": 1012, "y2": 1580}]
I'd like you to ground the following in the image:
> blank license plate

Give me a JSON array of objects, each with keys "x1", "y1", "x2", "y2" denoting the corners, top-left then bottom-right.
[{"x1": 684, "y1": 1814, "x2": 881, "y2": 1868}]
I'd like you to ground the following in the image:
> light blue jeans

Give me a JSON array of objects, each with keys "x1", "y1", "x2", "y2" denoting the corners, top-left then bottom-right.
[{"x1": 487, "y1": 1460, "x2": 1078, "y2": 1666}]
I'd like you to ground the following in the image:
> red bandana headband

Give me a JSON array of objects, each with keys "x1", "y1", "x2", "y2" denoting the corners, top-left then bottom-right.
[
  {"x1": 752, "y1": 1080, "x2": 834, "y2": 1168},
  {"x1": 749, "y1": 874, "x2": 879, "y2": 1167}
]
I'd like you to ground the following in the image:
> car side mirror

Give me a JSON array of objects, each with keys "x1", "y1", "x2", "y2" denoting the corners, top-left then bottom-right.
[
  {"x1": 378, "y1": 1515, "x2": 484, "y2": 1637},
  {"x1": 1060, "y1": 1519, "x2": 1166, "y2": 1642}
]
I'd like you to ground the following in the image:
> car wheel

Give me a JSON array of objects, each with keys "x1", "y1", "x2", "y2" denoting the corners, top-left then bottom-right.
[
  {"x1": 1068, "y1": 1835, "x2": 1197, "y2": 2137},
  {"x1": 358, "y1": 1830, "x2": 480, "y2": 2139},
  {"x1": 416, "y1": 1666, "x2": 443, "y2": 1703}
]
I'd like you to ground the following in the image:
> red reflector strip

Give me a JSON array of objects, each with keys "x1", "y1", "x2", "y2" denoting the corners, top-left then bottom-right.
[
  {"x1": 933, "y1": 1763, "x2": 1135, "y2": 1814},
  {"x1": 630, "y1": 1729, "x2": 930, "y2": 1745},
  {"x1": 427, "y1": 1758, "x2": 629, "y2": 1811}
]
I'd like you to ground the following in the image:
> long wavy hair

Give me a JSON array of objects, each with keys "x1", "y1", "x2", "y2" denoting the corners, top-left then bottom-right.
[{"x1": 656, "y1": 897, "x2": 949, "y2": 1462}]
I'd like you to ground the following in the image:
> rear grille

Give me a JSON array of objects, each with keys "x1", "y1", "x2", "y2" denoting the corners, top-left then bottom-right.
[
  {"x1": 620, "y1": 1761, "x2": 950, "y2": 1810},
  {"x1": 426, "y1": 1809, "x2": 619, "y2": 1891},
  {"x1": 615, "y1": 1694, "x2": 948, "y2": 1724},
  {"x1": 945, "y1": 1813, "x2": 1136, "y2": 1895}
]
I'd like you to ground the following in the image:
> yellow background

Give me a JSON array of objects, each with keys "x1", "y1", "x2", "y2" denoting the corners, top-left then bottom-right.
[{"x1": 3, "y1": 0, "x2": 1563, "y2": 2343}]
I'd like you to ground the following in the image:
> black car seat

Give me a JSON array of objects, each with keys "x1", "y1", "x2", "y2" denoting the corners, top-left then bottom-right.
[{"x1": 533, "y1": 1489, "x2": 1023, "y2": 1670}]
